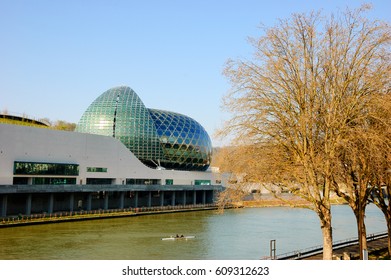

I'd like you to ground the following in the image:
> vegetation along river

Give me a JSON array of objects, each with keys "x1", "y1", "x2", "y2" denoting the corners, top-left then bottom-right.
[{"x1": 0, "y1": 204, "x2": 386, "y2": 260}]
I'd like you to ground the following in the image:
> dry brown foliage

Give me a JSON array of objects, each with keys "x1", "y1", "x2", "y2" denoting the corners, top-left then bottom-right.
[{"x1": 218, "y1": 4, "x2": 391, "y2": 259}]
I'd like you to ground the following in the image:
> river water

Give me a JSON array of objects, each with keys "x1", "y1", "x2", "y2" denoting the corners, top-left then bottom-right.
[{"x1": 0, "y1": 204, "x2": 386, "y2": 260}]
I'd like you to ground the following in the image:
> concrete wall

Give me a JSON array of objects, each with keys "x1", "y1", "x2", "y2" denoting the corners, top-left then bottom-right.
[{"x1": 0, "y1": 124, "x2": 219, "y2": 186}]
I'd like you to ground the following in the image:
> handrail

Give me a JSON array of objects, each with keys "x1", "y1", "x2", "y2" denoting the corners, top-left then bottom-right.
[
  {"x1": 0, "y1": 203, "x2": 220, "y2": 226},
  {"x1": 0, "y1": 111, "x2": 50, "y2": 126},
  {"x1": 263, "y1": 231, "x2": 388, "y2": 260}
]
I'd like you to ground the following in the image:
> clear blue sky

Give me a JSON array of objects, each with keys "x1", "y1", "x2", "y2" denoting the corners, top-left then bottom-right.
[{"x1": 1, "y1": 0, "x2": 390, "y2": 146}]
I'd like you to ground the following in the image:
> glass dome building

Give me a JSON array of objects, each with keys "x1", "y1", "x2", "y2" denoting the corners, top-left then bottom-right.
[{"x1": 76, "y1": 86, "x2": 212, "y2": 171}]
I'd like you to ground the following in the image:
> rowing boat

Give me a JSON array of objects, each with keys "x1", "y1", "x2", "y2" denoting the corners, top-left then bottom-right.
[{"x1": 161, "y1": 235, "x2": 195, "y2": 241}]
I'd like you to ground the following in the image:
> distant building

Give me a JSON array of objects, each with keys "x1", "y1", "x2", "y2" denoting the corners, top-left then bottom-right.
[
  {"x1": 0, "y1": 86, "x2": 223, "y2": 217},
  {"x1": 0, "y1": 112, "x2": 49, "y2": 127}
]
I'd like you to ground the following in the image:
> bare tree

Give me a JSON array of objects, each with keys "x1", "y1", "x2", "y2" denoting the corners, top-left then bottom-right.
[
  {"x1": 330, "y1": 9, "x2": 391, "y2": 258},
  {"x1": 52, "y1": 120, "x2": 76, "y2": 131},
  {"x1": 334, "y1": 127, "x2": 385, "y2": 259},
  {"x1": 214, "y1": 145, "x2": 262, "y2": 210},
  {"x1": 220, "y1": 5, "x2": 390, "y2": 259},
  {"x1": 368, "y1": 95, "x2": 391, "y2": 258},
  {"x1": 370, "y1": 160, "x2": 391, "y2": 257}
]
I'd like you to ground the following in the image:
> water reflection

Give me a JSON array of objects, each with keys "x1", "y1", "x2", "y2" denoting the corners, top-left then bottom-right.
[{"x1": 0, "y1": 205, "x2": 386, "y2": 260}]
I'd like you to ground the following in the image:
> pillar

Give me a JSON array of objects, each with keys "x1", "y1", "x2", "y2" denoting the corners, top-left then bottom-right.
[
  {"x1": 134, "y1": 192, "x2": 139, "y2": 208},
  {"x1": 213, "y1": 190, "x2": 217, "y2": 204},
  {"x1": 193, "y1": 190, "x2": 197, "y2": 205},
  {"x1": 183, "y1": 191, "x2": 186, "y2": 206},
  {"x1": 210, "y1": 190, "x2": 215, "y2": 204},
  {"x1": 87, "y1": 193, "x2": 92, "y2": 211},
  {"x1": 1, "y1": 195, "x2": 7, "y2": 217},
  {"x1": 119, "y1": 192, "x2": 125, "y2": 209},
  {"x1": 48, "y1": 193, "x2": 54, "y2": 214},
  {"x1": 148, "y1": 191, "x2": 152, "y2": 207},
  {"x1": 26, "y1": 193, "x2": 32, "y2": 215},
  {"x1": 160, "y1": 191, "x2": 164, "y2": 206},
  {"x1": 104, "y1": 193, "x2": 109, "y2": 210},
  {"x1": 69, "y1": 193, "x2": 74, "y2": 212},
  {"x1": 171, "y1": 191, "x2": 176, "y2": 206},
  {"x1": 202, "y1": 190, "x2": 206, "y2": 204}
]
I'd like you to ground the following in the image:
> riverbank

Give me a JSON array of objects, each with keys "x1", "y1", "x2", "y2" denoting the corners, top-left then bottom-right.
[
  {"x1": 0, "y1": 204, "x2": 222, "y2": 228},
  {"x1": 298, "y1": 236, "x2": 390, "y2": 260},
  {"x1": 0, "y1": 194, "x2": 346, "y2": 228},
  {"x1": 233, "y1": 193, "x2": 346, "y2": 208}
]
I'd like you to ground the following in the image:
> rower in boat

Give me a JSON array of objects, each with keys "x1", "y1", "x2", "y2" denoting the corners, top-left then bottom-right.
[{"x1": 161, "y1": 235, "x2": 195, "y2": 241}]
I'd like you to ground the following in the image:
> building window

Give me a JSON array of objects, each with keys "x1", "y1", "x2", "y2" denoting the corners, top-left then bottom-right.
[
  {"x1": 32, "y1": 177, "x2": 76, "y2": 185},
  {"x1": 87, "y1": 167, "x2": 108, "y2": 172},
  {"x1": 13, "y1": 177, "x2": 29, "y2": 185},
  {"x1": 126, "y1": 178, "x2": 160, "y2": 185},
  {"x1": 165, "y1": 179, "x2": 173, "y2": 185},
  {"x1": 86, "y1": 178, "x2": 113, "y2": 185},
  {"x1": 194, "y1": 180, "x2": 211, "y2": 185},
  {"x1": 14, "y1": 161, "x2": 79, "y2": 176}
]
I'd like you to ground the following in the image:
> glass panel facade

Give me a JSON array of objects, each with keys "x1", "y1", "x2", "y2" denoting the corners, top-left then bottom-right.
[
  {"x1": 14, "y1": 161, "x2": 79, "y2": 176},
  {"x1": 86, "y1": 178, "x2": 113, "y2": 185},
  {"x1": 87, "y1": 167, "x2": 108, "y2": 173},
  {"x1": 76, "y1": 86, "x2": 164, "y2": 166},
  {"x1": 126, "y1": 178, "x2": 160, "y2": 185},
  {"x1": 13, "y1": 177, "x2": 29, "y2": 184},
  {"x1": 76, "y1": 86, "x2": 212, "y2": 171},
  {"x1": 165, "y1": 179, "x2": 173, "y2": 185},
  {"x1": 149, "y1": 109, "x2": 212, "y2": 171},
  {"x1": 194, "y1": 180, "x2": 211, "y2": 185},
  {"x1": 32, "y1": 178, "x2": 76, "y2": 185}
]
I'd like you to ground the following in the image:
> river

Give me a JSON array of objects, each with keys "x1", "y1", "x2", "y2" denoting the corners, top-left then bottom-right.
[{"x1": 0, "y1": 204, "x2": 386, "y2": 260}]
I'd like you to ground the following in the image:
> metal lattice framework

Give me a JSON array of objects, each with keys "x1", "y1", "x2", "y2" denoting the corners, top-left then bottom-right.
[
  {"x1": 76, "y1": 86, "x2": 212, "y2": 171},
  {"x1": 149, "y1": 109, "x2": 212, "y2": 171}
]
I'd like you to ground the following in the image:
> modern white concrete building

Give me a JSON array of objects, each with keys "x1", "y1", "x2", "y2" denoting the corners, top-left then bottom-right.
[
  {"x1": 0, "y1": 86, "x2": 225, "y2": 217},
  {"x1": 0, "y1": 123, "x2": 223, "y2": 217},
  {"x1": 0, "y1": 124, "x2": 220, "y2": 186}
]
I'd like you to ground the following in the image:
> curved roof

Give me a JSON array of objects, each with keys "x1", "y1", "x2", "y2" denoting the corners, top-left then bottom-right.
[
  {"x1": 0, "y1": 113, "x2": 50, "y2": 127},
  {"x1": 149, "y1": 109, "x2": 212, "y2": 171},
  {"x1": 76, "y1": 86, "x2": 165, "y2": 166},
  {"x1": 76, "y1": 86, "x2": 212, "y2": 171}
]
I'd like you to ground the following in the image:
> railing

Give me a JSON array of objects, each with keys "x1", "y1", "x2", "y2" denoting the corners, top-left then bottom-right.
[
  {"x1": 0, "y1": 203, "x2": 218, "y2": 226},
  {"x1": 262, "y1": 231, "x2": 388, "y2": 260},
  {"x1": 0, "y1": 111, "x2": 50, "y2": 126}
]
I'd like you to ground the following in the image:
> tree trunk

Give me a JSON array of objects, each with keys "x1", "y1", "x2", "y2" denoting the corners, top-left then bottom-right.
[
  {"x1": 320, "y1": 208, "x2": 333, "y2": 260},
  {"x1": 387, "y1": 211, "x2": 391, "y2": 257},
  {"x1": 355, "y1": 204, "x2": 368, "y2": 259}
]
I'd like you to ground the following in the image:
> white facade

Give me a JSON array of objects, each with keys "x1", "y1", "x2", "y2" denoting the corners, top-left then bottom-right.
[{"x1": 0, "y1": 124, "x2": 220, "y2": 186}]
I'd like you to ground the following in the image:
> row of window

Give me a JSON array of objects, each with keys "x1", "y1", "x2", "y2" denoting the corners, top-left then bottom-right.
[
  {"x1": 14, "y1": 162, "x2": 110, "y2": 175},
  {"x1": 14, "y1": 161, "x2": 79, "y2": 176},
  {"x1": 87, "y1": 167, "x2": 108, "y2": 173},
  {"x1": 13, "y1": 177, "x2": 76, "y2": 185},
  {"x1": 13, "y1": 161, "x2": 211, "y2": 186},
  {"x1": 12, "y1": 177, "x2": 212, "y2": 186},
  {"x1": 126, "y1": 178, "x2": 160, "y2": 185}
]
